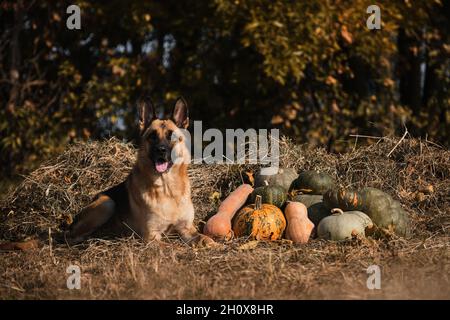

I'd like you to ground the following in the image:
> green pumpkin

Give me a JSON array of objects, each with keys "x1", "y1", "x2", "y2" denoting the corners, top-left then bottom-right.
[
  {"x1": 293, "y1": 194, "x2": 331, "y2": 226},
  {"x1": 317, "y1": 208, "x2": 374, "y2": 241},
  {"x1": 291, "y1": 171, "x2": 336, "y2": 195},
  {"x1": 323, "y1": 187, "x2": 361, "y2": 211},
  {"x1": 323, "y1": 187, "x2": 410, "y2": 237},
  {"x1": 359, "y1": 187, "x2": 410, "y2": 237},
  {"x1": 254, "y1": 167, "x2": 298, "y2": 192},
  {"x1": 248, "y1": 183, "x2": 287, "y2": 208}
]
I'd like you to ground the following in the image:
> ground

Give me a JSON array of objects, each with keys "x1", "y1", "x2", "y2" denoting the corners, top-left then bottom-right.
[
  {"x1": 1, "y1": 238, "x2": 448, "y2": 299},
  {"x1": 0, "y1": 137, "x2": 449, "y2": 299}
]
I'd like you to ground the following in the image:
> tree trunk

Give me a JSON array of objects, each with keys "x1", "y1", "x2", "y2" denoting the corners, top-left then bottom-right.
[
  {"x1": 7, "y1": 1, "x2": 24, "y2": 115},
  {"x1": 398, "y1": 28, "x2": 423, "y2": 116}
]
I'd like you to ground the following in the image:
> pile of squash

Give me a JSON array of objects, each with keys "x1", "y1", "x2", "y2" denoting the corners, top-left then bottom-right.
[{"x1": 203, "y1": 168, "x2": 410, "y2": 243}]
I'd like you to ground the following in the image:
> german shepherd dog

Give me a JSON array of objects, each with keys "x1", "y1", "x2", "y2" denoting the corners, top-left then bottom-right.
[{"x1": 63, "y1": 97, "x2": 215, "y2": 247}]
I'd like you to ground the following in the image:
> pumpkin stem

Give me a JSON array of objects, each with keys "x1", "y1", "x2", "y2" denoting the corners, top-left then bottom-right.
[
  {"x1": 255, "y1": 195, "x2": 262, "y2": 210},
  {"x1": 331, "y1": 208, "x2": 344, "y2": 215}
]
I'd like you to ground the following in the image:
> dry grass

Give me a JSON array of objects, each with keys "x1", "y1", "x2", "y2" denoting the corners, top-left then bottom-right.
[{"x1": 0, "y1": 137, "x2": 449, "y2": 299}]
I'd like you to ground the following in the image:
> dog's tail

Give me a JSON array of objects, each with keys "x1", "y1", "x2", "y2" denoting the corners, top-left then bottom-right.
[
  {"x1": 0, "y1": 238, "x2": 41, "y2": 251},
  {"x1": 0, "y1": 229, "x2": 68, "y2": 251}
]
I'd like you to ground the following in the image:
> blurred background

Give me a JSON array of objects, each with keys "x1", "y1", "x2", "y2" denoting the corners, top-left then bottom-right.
[{"x1": 0, "y1": 0, "x2": 449, "y2": 188}]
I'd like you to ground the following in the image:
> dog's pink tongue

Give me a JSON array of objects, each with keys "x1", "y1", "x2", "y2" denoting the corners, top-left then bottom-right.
[{"x1": 155, "y1": 161, "x2": 169, "y2": 173}]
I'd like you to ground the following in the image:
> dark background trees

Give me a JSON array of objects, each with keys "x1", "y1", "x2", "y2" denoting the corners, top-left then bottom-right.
[{"x1": 1, "y1": 0, "x2": 449, "y2": 184}]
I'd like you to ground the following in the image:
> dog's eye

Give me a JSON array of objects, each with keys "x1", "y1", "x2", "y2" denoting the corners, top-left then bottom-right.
[
  {"x1": 148, "y1": 131, "x2": 158, "y2": 140},
  {"x1": 166, "y1": 130, "x2": 173, "y2": 140}
]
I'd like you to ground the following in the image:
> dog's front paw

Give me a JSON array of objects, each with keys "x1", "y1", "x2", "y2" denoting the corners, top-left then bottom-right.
[{"x1": 194, "y1": 234, "x2": 218, "y2": 248}]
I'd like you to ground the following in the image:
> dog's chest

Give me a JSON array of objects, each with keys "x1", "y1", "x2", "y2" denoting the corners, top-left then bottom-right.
[
  {"x1": 141, "y1": 190, "x2": 191, "y2": 220},
  {"x1": 138, "y1": 175, "x2": 193, "y2": 221}
]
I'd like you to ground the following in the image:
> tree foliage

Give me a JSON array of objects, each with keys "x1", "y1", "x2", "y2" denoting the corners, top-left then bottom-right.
[{"x1": 0, "y1": 0, "x2": 449, "y2": 178}]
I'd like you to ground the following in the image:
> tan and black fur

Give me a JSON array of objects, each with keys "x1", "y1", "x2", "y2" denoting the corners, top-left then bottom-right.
[{"x1": 63, "y1": 97, "x2": 214, "y2": 247}]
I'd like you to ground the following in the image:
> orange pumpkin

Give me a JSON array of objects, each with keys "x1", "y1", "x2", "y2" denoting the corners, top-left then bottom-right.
[{"x1": 232, "y1": 195, "x2": 286, "y2": 240}]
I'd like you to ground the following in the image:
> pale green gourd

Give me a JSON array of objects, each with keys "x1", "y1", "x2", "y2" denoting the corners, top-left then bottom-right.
[
  {"x1": 317, "y1": 208, "x2": 374, "y2": 241},
  {"x1": 254, "y1": 167, "x2": 298, "y2": 192}
]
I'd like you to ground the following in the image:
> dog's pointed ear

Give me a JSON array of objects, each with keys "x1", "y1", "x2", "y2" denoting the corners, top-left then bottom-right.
[
  {"x1": 138, "y1": 97, "x2": 156, "y2": 135},
  {"x1": 172, "y1": 97, "x2": 189, "y2": 128}
]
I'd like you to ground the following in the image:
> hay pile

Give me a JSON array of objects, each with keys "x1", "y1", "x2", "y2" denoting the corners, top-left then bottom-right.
[
  {"x1": 0, "y1": 136, "x2": 449, "y2": 299},
  {"x1": 1, "y1": 136, "x2": 448, "y2": 241}
]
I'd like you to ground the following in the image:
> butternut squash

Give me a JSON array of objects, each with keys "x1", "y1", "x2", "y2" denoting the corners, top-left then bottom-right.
[
  {"x1": 284, "y1": 201, "x2": 314, "y2": 244},
  {"x1": 203, "y1": 184, "x2": 254, "y2": 240}
]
